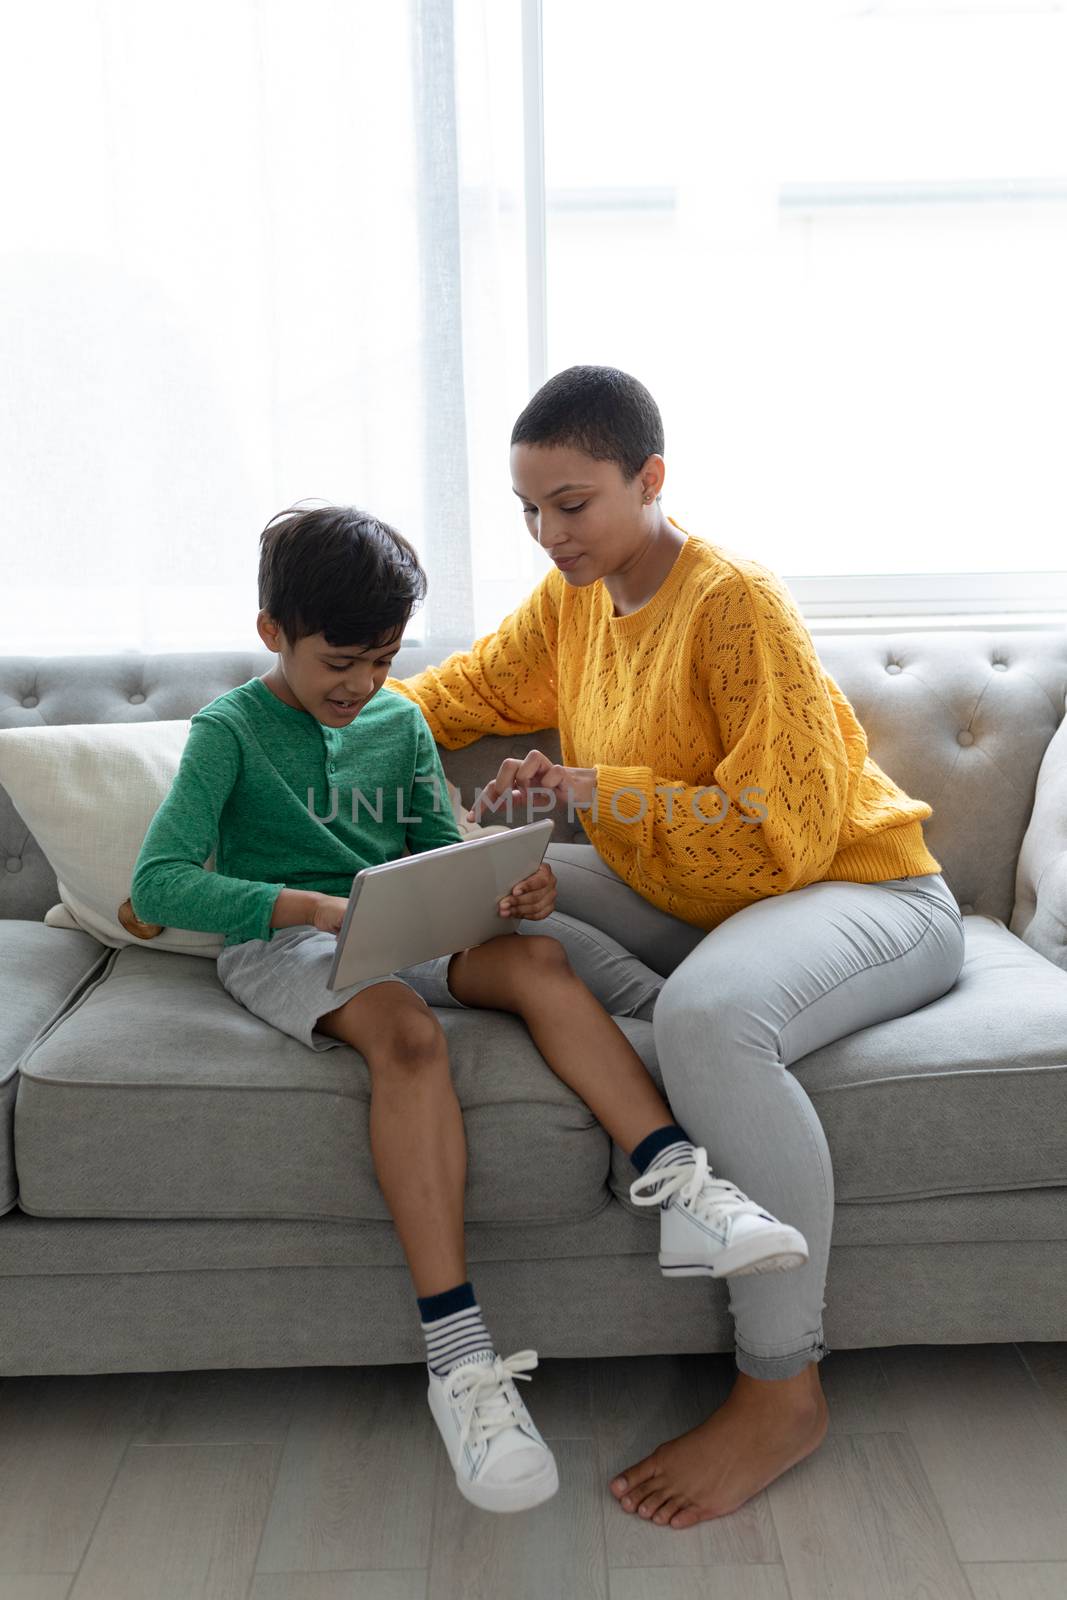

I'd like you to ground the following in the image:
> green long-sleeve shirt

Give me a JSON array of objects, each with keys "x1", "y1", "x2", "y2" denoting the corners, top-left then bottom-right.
[{"x1": 130, "y1": 675, "x2": 463, "y2": 948}]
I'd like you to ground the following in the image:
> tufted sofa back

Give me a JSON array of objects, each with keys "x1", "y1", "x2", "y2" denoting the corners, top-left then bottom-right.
[{"x1": 2, "y1": 629, "x2": 1066, "y2": 928}]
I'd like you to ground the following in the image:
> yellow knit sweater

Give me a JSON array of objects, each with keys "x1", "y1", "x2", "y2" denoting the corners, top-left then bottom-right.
[{"x1": 385, "y1": 523, "x2": 941, "y2": 932}]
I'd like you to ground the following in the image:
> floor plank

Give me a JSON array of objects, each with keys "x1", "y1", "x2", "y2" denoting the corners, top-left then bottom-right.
[
  {"x1": 0, "y1": 1375, "x2": 151, "y2": 1576},
  {"x1": 254, "y1": 1367, "x2": 437, "y2": 1576},
  {"x1": 520, "y1": 1357, "x2": 593, "y2": 1441},
  {"x1": 879, "y1": 1345, "x2": 1067, "y2": 1563},
  {"x1": 608, "y1": 1567, "x2": 790, "y2": 1599},
  {"x1": 249, "y1": 1573, "x2": 427, "y2": 1599},
  {"x1": 1014, "y1": 1342, "x2": 1067, "y2": 1438},
  {"x1": 768, "y1": 1430, "x2": 973, "y2": 1600},
  {"x1": 134, "y1": 1367, "x2": 301, "y2": 1447},
  {"x1": 0, "y1": 1579, "x2": 76, "y2": 1600},
  {"x1": 964, "y1": 1565, "x2": 1067, "y2": 1600},
  {"x1": 817, "y1": 1348, "x2": 907, "y2": 1435},
  {"x1": 428, "y1": 1438, "x2": 605, "y2": 1600},
  {"x1": 68, "y1": 1440, "x2": 279, "y2": 1600}
]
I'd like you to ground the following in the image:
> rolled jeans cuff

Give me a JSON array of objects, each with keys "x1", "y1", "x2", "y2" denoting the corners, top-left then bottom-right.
[{"x1": 734, "y1": 1331, "x2": 831, "y2": 1381}]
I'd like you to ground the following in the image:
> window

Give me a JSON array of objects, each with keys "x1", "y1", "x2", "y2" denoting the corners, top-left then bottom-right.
[{"x1": 537, "y1": 0, "x2": 1067, "y2": 618}]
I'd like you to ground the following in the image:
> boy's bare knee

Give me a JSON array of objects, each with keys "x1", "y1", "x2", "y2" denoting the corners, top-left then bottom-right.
[
  {"x1": 383, "y1": 1006, "x2": 446, "y2": 1064},
  {"x1": 317, "y1": 982, "x2": 443, "y2": 1060},
  {"x1": 513, "y1": 932, "x2": 572, "y2": 977},
  {"x1": 447, "y1": 930, "x2": 572, "y2": 1013}
]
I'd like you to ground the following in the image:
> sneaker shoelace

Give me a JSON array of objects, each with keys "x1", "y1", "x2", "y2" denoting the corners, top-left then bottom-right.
[
  {"x1": 629, "y1": 1146, "x2": 770, "y2": 1231},
  {"x1": 448, "y1": 1349, "x2": 539, "y2": 1453}
]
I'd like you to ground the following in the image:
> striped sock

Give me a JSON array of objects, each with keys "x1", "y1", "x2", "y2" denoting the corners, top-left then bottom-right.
[
  {"x1": 417, "y1": 1280, "x2": 496, "y2": 1379},
  {"x1": 630, "y1": 1122, "x2": 697, "y2": 1210}
]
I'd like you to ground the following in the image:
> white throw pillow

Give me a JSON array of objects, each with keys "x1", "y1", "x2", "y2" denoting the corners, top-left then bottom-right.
[
  {"x1": 1010, "y1": 689, "x2": 1067, "y2": 971},
  {"x1": 0, "y1": 720, "x2": 508, "y2": 957},
  {"x1": 0, "y1": 720, "x2": 218, "y2": 954}
]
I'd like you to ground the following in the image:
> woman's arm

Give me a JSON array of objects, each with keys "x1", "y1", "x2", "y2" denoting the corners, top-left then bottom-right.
[
  {"x1": 385, "y1": 568, "x2": 561, "y2": 749},
  {"x1": 575, "y1": 568, "x2": 855, "y2": 904}
]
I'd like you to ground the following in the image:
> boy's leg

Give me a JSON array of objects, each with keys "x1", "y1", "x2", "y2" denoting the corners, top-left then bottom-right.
[
  {"x1": 447, "y1": 935, "x2": 675, "y2": 1154},
  {"x1": 514, "y1": 910, "x2": 665, "y2": 1022},
  {"x1": 317, "y1": 981, "x2": 468, "y2": 1298}
]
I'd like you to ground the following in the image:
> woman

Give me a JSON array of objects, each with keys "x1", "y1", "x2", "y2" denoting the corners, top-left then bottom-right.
[{"x1": 386, "y1": 364, "x2": 965, "y2": 1529}]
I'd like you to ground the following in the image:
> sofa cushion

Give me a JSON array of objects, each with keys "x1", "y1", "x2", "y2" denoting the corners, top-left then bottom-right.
[
  {"x1": 13, "y1": 942, "x2": 633, "y2": 1224},
  {"x1": 1011, "y1": 689, "x2": 1067, "y2": 972},
  {"x1": 609, "y1": 914, "x2": 1067, "y2": 1212},
  {"x1": 0, "y1": 921, "x2": 110, "y2": 1215},
  {"x1": 15, "y1": 912, "x2": 1067, "y2": 1226}
]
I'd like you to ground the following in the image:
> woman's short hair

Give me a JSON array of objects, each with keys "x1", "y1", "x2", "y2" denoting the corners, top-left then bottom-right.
[
  {"x1": 511, "y1": 365, "x2": 664, "y2": 481},
  {"x1": 258, "y1": 501, "x2": 427, "y2": 650}
]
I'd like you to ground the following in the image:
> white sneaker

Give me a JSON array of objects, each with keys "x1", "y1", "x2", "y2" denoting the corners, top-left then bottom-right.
[
  {"x1": 629, "y1": 1146, "x2": 810, "y2": 1279},
  {"x1": 426, "y1": 1348, "x2": 560, "y2": 1513}
]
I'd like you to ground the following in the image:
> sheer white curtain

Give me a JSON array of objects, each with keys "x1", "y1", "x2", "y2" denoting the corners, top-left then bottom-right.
[{"x1": 0, "y1": 0, "x2": 533, "y2": 655}]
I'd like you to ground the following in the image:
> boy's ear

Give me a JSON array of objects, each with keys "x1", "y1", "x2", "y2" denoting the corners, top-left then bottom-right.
[{"x1": 256, "y1": 611, "x2": 283, "y2": 654}]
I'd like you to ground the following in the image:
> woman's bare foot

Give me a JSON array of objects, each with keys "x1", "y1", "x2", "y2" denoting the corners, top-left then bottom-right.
[{"x1": 608, "y1": 1359, "x2": 829, "y2": 1529}]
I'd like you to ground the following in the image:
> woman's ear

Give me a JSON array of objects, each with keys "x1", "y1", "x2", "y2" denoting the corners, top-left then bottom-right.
[{"x1": 639, "y1": 453, "x2": 666, "y2": 503}]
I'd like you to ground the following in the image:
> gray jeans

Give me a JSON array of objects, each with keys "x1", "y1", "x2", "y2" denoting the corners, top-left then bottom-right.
[{"x1": 523, "y1": 842, "x2": 966, "y2": 1381}]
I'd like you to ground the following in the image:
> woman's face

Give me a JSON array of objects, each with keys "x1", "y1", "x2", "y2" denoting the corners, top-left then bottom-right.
[{"x1": 510, "y1": 442, "x2": 665, "y2": 586}]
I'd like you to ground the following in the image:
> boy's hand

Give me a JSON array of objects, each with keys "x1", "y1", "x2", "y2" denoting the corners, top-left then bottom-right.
[
  {"x1": 498, "y1": 861, "x2": 556, "y2": 921},
  {"x1": 311, "y1": 894, "x2": 351, "y2": 936}
]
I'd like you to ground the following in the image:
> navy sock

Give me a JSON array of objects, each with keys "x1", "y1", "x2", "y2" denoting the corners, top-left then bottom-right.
[
  {"x1": 417, "y1": 1280, "x2": 495, "y2": 1378},
  {"x1": 630, "y1": 1122, "x2": 697, "y2": 1209}
]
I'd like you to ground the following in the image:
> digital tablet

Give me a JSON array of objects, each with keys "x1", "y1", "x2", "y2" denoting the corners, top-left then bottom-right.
[{"x1": 326, "y1": 819, "x2": 555, "y2": 990}]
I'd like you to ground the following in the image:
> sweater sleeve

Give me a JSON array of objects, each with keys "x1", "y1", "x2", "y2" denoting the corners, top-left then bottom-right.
[
  {"x1": 130, "y1": 715, "x2": 285, "y2": 943},
  {"x1": 576, "y1": 568, "x2": 854, "y2": 903},
  {"x1": 384, "y1": 569, "x2": 560, "y2": 749},
  {"x1": 405, "y1": 714, "x2": 466, "y2": 854}
]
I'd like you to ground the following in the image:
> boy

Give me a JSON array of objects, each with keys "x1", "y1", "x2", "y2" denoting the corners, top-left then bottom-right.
[{"x1": 131, "y1": 501, "x2": 806, "y2": 1517}]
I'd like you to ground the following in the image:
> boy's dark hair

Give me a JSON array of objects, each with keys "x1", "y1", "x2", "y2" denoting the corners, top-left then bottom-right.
[
  {"x1": 258, "y1": 502, "x2": 427, "y2": 650},
  {"x1": 510, "y1": 365, "x2": 664, "y2": 482}
]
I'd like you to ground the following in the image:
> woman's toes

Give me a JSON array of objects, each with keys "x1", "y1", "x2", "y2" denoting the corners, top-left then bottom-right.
[
  {"x1": 611, "y1": 1453, "x2": 661, "y2": 1508},
  {"x1": 637, "y1": 1481, "x2": 674, "y2": 1519},
  {"x1": 653, "y1": 1495, "x2": 687, "y2": 1526},
  {"x1": 670, "y1": 1504, "x2": 701, "y2": 1529}
]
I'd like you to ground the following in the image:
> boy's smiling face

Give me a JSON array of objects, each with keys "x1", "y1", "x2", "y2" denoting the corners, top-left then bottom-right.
[
  {"x1": 256, "y1": 613, "x2": 405, "y2": 725},
  {"x1": 510, "y1": 441, "x2": 665, "y2": 585}
]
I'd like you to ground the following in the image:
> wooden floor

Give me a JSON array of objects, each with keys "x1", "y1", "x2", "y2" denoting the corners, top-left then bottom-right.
[{"x1": 0, "y1": 1342, "x2": 1065, "y2": 1599}]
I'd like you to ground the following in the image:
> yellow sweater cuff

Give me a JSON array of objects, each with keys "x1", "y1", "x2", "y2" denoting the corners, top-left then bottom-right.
[{"x1": 582, "y1": 765, "x2": 655, "y2": 851}]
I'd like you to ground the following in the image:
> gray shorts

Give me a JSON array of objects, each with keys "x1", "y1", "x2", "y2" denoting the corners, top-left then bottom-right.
[
  {"x1": 215, "y1": 926, "x2": 472, "y2": 1053},
  {"x1": 214, "y1": 908, "x2": 666, "y2": 1055}
]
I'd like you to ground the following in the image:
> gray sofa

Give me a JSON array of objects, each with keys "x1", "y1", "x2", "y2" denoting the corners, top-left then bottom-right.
[{"x1": 2, "y1": 631, "x2": 1066, "y2": 1378}]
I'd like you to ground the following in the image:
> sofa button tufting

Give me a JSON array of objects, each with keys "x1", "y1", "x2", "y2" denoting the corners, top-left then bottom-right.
[
  {"x1": 22, "y1": 695, "x2": 38, "y2": 708},
  {"x1": 885, "y1": 662, "x2": 902, "y2": 674},
  {"x1": 129, "y1": 692, "x2": 146, "y2": 704},
  {"x1": 957, "y1": 730, "x2": 974, "y2": 746},
  {"x1": 5, "y1": 857, "x2": 21, "y2": 873},
  {"x1": 992, "y1": 661, "x2": 1008, "y2": 671}
]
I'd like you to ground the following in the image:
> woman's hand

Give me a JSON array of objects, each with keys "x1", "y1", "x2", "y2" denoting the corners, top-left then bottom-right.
[
  {"x1": 498, "y1": 861, "x2": 556, "y2": 921},
  {"x1": 466, "y1": 749, "x2": 597, "y2": 823}
]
